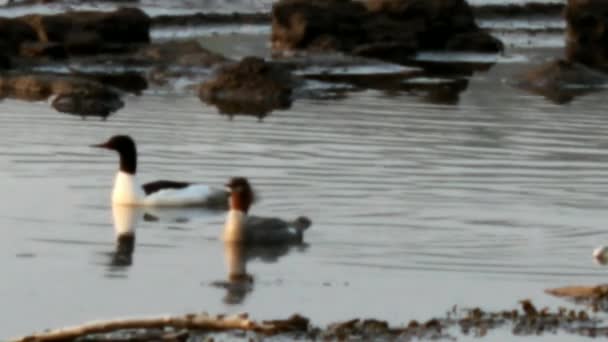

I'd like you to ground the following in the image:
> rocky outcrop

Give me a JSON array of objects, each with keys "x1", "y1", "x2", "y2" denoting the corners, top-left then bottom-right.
[
  {"x1": 0, "y1": 8, "x2": 150, "y2": 59},
  {"x1": 271, "y1": 0, "x2": 502, "y2": 64},
  {"x1": 199, "y1": 57, "x2": 298, "y2": 118},
  {"x1": 22, "y1": 7, "x2": 150, "y2": 45},
  {"x1": 0, "y1": 74, "x2": 124, "y2": 117},
  {"x1": 0, "y1": 17, "x2": 38, "y2": 54},
  {"x1": 565, "y1": 0, "x2": 608, "y2": 70}
]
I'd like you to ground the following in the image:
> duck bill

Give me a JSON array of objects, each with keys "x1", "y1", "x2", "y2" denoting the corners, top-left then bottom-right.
[{"x1": 90, "y1": 142, "x2": 110, "y2": 149}]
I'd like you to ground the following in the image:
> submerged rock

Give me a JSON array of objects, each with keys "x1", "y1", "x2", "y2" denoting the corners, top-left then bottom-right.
[
  {"x1": 199, "y1": 57, "x2": 298, "y2": 118},
  {"x1": 565, "y1": 0, "x2": 608, "y2": 71},
  {"x1": 515, "y1": 60, "x2": 608, "y2": 104},
  {"x1": 134, "y1": 40, "x2": 227, "y2": 67},
  {"x1": 271, "y1": 0, "x2": 502, "y2": 65}
]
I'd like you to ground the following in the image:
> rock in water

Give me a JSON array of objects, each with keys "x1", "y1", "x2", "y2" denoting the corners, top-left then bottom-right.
[
  {"x1": 271, "y1": 0, "x2": 503, "y2": 65},
  {"x1": 565, "y1": 0, "x2": 608, "y2": 70},
  {"x1": 199, "y1": 57, "x2": 297, "y2": 118}
]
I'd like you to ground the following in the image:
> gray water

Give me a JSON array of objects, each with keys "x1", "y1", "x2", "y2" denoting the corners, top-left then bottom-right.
[{"x1": 3, "y1": 1, "x2": 608, "y2": 340}]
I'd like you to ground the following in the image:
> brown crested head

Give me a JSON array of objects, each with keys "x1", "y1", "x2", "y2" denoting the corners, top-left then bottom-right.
[{"x1": 226, "y1": 177, "x2": 255, "y2": 213}]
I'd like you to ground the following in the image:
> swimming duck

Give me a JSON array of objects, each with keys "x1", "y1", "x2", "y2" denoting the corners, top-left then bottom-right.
[
  {"x1": 223, "y1": 177, "x2": 311, "y2": 244},
  {"x1": 92, "y1": 135, "x2": 228, "y2": 207}
]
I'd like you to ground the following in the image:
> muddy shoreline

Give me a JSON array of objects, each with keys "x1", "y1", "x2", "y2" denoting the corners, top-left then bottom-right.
[{"x1": 13, "y1": 295, "x2": 608, "y2": 341}]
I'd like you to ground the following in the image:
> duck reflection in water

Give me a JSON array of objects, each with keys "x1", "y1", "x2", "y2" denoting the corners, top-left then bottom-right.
[
  {"x1": 107, "y1": 204, "x2": 141, "y2": 270},
  {"x1": 214, "y1": 242, "x2": 309, "y2": 305}
]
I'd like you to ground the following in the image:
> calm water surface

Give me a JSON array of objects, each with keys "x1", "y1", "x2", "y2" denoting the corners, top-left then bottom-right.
[{"x1": 2, "y1": 1, "x2": 608, "y2": 340}]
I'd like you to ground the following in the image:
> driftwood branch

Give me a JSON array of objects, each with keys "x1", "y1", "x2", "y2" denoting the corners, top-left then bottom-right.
[{"x1": 12, "y1": 313, "x2": 309, "y2": 342}]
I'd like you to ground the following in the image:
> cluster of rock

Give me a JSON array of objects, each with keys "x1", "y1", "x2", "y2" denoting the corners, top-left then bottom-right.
[
  {"x1": 200, "y1": 0, "x2": 504, "y2": 116},
  {"x1": 517, "y1": 0, "x2": 608, "y2": 104},
  {"x1": 271, "y1": 0, "x2": 503, "y2": 63},
  {"x1": 0, "y1": 6, "x2": 231, "y2": 117},
  {"x1": 0, "y1": 8, "x2": 149, "y2": 117}
]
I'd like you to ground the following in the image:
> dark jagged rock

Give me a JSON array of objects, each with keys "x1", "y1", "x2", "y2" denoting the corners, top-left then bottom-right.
[
  {"x1": 152, "y1": 12, "x2": 270, "y2": 27},
  {"x1": 19, "y1": 41, "x2": 67, "y2": 59},
  {"x1": 21, "y1": 7, "x2": 150, "y2": 44},
  {"x1": 0, "y1": 17, "x2": 38, "y2": 54},
  {"x1": 565, "y1": 0, "x2": 608, "y2": 71},
  {"x1": 0, "y1": 8, "x2": 149, "y2": 59},
  {"x1": 515, "y1": 60, "x2": 608, "y2": 104},
  {"x1": 199, "y1": 57, "x2": 298, "y2": 117},
  {"x1": 0, "y1": 54, "x2": 10, "y2": 69},
  {"x1": 271, "y1": 0, "x2": 502, "y2": 65}
]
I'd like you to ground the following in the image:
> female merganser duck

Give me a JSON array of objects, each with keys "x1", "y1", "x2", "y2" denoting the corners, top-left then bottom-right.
[
  {"x1": 223, "y1": 177, "x2": 311, "y2": 244},
  {"x1": 92, "y1": 135, "x2": 228, "y2": 207}
]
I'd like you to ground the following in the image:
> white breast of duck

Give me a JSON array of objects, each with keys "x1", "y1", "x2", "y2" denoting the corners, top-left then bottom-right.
[
  {"x1": 93, "y1": 135, "x2": 228, "y2": 208},
  {"x1": 223, "y1": 177, "x2": 311, "y2": 245}
]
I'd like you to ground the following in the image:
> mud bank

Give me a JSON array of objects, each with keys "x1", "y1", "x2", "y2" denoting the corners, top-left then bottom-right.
[{"x1": 13, "y1": 298, "x2": 608, "y2": 341}]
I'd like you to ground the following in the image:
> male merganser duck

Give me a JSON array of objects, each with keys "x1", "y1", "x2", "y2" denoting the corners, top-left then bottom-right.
[
  {"x1": 223, "y1": 177, "x2": 311, "y2": 244},
  {"x1": 92, "y1": 135, "x2": 228, "y2": 207}
]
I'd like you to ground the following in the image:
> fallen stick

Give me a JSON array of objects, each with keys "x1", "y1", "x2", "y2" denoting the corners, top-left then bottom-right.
[{"x1": 12, "y1": 313, "x2": 309, "y2": 342}]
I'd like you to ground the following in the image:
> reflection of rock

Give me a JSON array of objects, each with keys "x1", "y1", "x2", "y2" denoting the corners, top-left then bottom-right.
[
  {"x1": 52, "y1": 92, "x2": 124, "y2": 118},
  {"x1": 272, "y1": 0, "x2": 502, "y2": 65},
  {"x1": 565, "y1": 0, "x2": 608, "y2": 70},
  {"x1": 401, "y1": 78, "x2": 469, "y2": 105},
  {"x1": 0, "y1": 74, "x2": 124, "y2": 117},
  {"x1": 199, "y1": 57, "x2": 297, "y2": 117},
  {"x1": 515, "y1": 60, "x2": 608, "y2": 104},
  {"x1": 296, "y1": 55, "x2": 469, "y2": 105}
]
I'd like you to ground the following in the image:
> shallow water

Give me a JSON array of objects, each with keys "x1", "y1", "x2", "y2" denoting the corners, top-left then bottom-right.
[
  {"x1": 3, "y1": 60, "x2": 608, "y2": 339},
  {"x1": 3, "y1": 1, "x2": 608, "y2": 340}
]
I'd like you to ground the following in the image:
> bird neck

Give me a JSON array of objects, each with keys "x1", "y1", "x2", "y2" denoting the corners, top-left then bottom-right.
[
  {"x1": 117, "y1": 147, "x2": 137, "y2": 174},
  {"x1": 223, "y1": 209, "x2": 247, "y2": 242},
  {"x1": 112, "y1": 171, "x2": 144, "y2": 205}
]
